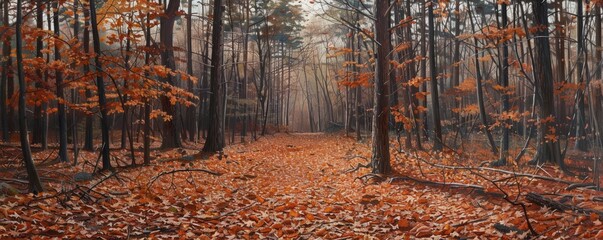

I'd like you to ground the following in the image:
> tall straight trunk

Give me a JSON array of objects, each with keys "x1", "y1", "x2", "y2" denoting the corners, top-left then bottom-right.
[
  {"x1": 16, "y1": 0, "x2": 43, "y2": 193},
  {"x1": 394, "y1": 2, "x2": 409, "y2": 148},
  {"x1": 83, "y1": 3, "x2": 94, "y2": 151},
  {"x1": 1, "y1": 0, "x2": 10, "y2": 142},
  {"x1": 575, "y1": 0, "x2": 588, "y2": 151},
  {"x1": 389, "y1": 9, "x2": 399, "y2": 132},
  {"x1": 596, "y1": 5, "x2": 602, "y2": 80},
  {"x1": 144, "y1": 13, "x2": 152, "y2": 165},
  {"x1": 240, "y1": 0, "x2": 250, "y2": 141},
  {"x1": 371, "y1": 0, "x2": 392, "y2": 174},
  {"x1": 121, "y1": 24, "x2": 132, "y2": 149},
  {"x1": 89, "y1": 0, "x2": 112, "y2": 170},
  {"x1": 186, "y1": 0, "x2": 196, "y2": 142},
  {"x1": 452, "y1": 1, "x2": 461, "y2": 131},
  {"x1": 429, "y1": 0, "x2": 443, "y2": 151},
  {"x1": 159, "y1": 0, "x2": 182, "y2": 148},
  {"x1": 203, "y1": 0, "x2": 225, "y2": 152},
  {"x1": 33, "y1": 0, "x2": 45, "y2": 146},
  {"x1": 198, "y1": 14, "x2": 211, "y2": 139},
  {"x1": 407, "y1": 0, "x2": 421, "y2": 149},
  {"x1": 420, "y1": 0, "x2": 428, "y2": 139},
  {"x1": 497, "y1": 1, "x2": 510, "y2": 165},
  {"x1": 72, "y1": 0, "x2": 79, "y2": 164},
  {"x1": 53, "y1": 1, "x2": 70, "y2": 163},
  {"x1": 469, "y1": 4, "x2": 498, "y2": 155},
  {"x1": 312, "y1": 60, "x2": 322, "y2": 131},
  {"x1": 303, "y1": 62, "x2": 315, "y2": 132},
  {"x1": 345, "y1": 29, "x2": 353, "y2": 135},
  {"x1": 530, "y1": 1, "x2": 564, "y2": 168},
  {"x1": 554, "y1": 0, "x2": 566, "y2": 134},
  {"x1": 355, "y1": 23, "x2": 363, "y2": 141}
]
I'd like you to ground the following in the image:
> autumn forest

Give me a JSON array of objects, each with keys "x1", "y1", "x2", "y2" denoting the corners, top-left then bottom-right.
[{"x1": 1, "y1": 0, "x2": 603, "y2": 238}]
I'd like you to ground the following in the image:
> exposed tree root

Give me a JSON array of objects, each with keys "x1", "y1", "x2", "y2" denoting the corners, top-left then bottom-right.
[{"x1": 343, "y1": 163, "x2": 371, "y2": 174}]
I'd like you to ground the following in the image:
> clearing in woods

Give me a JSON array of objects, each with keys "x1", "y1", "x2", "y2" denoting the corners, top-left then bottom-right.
[{"x1": 1, "y1": 133, "x2": 602, "y2": 238}]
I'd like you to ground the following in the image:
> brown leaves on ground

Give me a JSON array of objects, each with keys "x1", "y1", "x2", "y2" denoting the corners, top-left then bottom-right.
[{"x1": 1, "y1": 133, "x2": 602, "y2": 239}]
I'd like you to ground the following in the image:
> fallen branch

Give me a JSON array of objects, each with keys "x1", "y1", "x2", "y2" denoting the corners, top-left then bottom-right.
[
  {"x1": 389, "y1": 175, "x2": 485, "y2": 190},
  {"x1": 0, "y1": 178, "x2": 29, "y2": 184},
  {"x1": 401, "y1": 154, "x2": 579, "y2": 185},
  {"x1": 147, "y1": 168, "x2": 222, "y2": 190},
  {"x1": 526, "y1": 192, "x2": 603, "y2": 220}
]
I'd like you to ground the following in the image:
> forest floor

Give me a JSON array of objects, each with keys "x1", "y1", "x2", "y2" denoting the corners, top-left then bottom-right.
[{"x1": 1, "y1": 133, "x2": 603, "y2": 239}]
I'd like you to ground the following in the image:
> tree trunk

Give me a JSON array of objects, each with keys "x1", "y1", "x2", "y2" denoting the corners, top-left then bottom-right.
[
  {"x1": 496, "y1": 1, "x2": 510, "y2": 165},
  {"x1": 203, "y1": 0, "x2": 225, "y2": 152},
  {"x1": 16, "y1": 0, "x2": 43, "y2": 194},
  {"x1": 530, "y1": 0, "x2": 564, "y2": 168},
  {"x1": 429, "y1": 0, "x2": 443, "y2": 151},
  {"x1": 469, "y1": 3, "x2": 498, "y2": 155},
  {"x1": 53, "y1": 1, "x2": 70, "y2": 163},
  {"x1": 1, "y1": 0, "x2": 10, "y2": 142},
  {"x1": 371, "y1": 0, "x2": 392, "y2": 175},
  {"x1": 159, "y1": 0, "x2": 182, "y2": 149},
  {"x1": 83, "y1": 3, "x2": 94, "y2": 151},
  {"x1": 575, "y1": 0, "x2": 588, "y2": 151},
  {"x1": 89, "y1": 0, "x2": 112, "y2": 170},
  {"x1": 32, "y1": 0, "x2": 46, "y2": 147}
]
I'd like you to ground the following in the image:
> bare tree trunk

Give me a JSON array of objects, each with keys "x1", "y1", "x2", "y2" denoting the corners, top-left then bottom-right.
[
  {"x1": 83, "y1": 3, "x2": 93, "y2": 151},
  {"x1": 575, "y1": 0, "x2": 588, "y2": 151},
  {"x1": 1, "y1": 0, "x2": 11, "y2": 142},
  {"x1": 529, "y1": 1, "x2": 564, "y2": 169},
  {"x1": 468, "y1": 3, "x2": 498, "y2": 155},
  {"x1": 203, "y1": 0, "x2": 225, "y2": 152},
  {"x1": 159, "y1": 0, "x2": 182, "y2": 149},
  {"x1": 494, "y1": 1, "x2": 510, "y2": 166},
  {"x1": 32, "y1": 0, "x2": 45, "y2": 146},
  {"x1": 429, "y1": 0, "x2": 443, "y2": 151},
  {"x1": 371, "y1": 0, "x2": 392, "y2": 174},
  {"x1": 89, "y1": 0, "x2": 112, "y2": 170},
  {"x1": 143, "y1": 13, "x2": 152, "y2": 165},
  {"x1": 72, "y1": 0, "x2": 80, "y2": 164},
  {"x1": 16, "y1": 0, "x2": 43, "y2": 194},
  {"x1": 406, "y1": 0, "x2": 421, "y2": 149},
  {"x1": 53, "y1": 1, "x2": 70, "y2": 163}
]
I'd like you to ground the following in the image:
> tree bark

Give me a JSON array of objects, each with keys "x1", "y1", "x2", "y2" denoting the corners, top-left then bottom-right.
[
  {"x1": 530, "y1": 1, "x2": 564, "y2": 168},
  {"x1": 53, "y1": 1, "x2": 70, "y2": 163},
  {"x1": 89, "y1": 0, "x2": 112, "y2": 170},
  {"x1": 16, "y1": 0, "x2": 43, "y2": 194},
  {"x1": 428, "y1": 0, "x2": 443, "y2": 151},
  {"x1": 371, "y1": 0, "x2": 392, "y2": 174},
  {"x1": 159, "y1": 0, "x2": 182, "y2": 149},
  {"x1": 203, "y1": 0, "x2": 225, "y2": 152}
]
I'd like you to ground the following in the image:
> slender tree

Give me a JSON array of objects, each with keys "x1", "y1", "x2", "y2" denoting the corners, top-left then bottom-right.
[
  {"x1": 371, "y1": 0, "x2": 392, "y2": 174},
  {"x1": 53, "y1": 1, "x2": 70, "y2": 163},
  {"x1": 89, "y1": 0, "x2": 112, "y2": 170},
  {"x1": 428, "y1": 0, "x2": 443, "y2": 151},
  {"x1": 16, "y1": 0, "x2": 43, "y2": 193}
]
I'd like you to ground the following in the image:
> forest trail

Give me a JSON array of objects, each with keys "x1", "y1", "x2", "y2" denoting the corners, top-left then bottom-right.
[{"x1": 2, "y1": 133, "x2": 602, "y2": 238}]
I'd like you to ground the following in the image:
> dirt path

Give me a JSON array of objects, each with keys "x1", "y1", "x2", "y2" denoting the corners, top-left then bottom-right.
[{"x1": 1, "y1": 134, "x2": 600, "y2": 239}]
